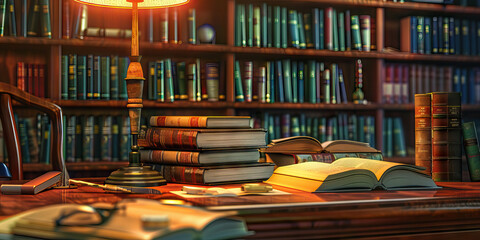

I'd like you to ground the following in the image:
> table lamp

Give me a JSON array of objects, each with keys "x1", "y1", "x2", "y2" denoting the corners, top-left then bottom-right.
[{"x1": 73, "y1": 0, "x2": 189, "y2": 186}]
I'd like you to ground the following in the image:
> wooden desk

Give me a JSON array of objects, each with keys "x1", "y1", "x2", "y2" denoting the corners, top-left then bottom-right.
[{"x1": 2, "y1": 181, "x2": 480, "y2": 239}]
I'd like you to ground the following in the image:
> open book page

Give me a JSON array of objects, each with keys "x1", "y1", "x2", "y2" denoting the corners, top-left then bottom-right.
[
  {"x1": 272, "y1": 162, "x2": 357, "y2": 181},
  {"x1": 332, "y1": 158, "x2": 404, "y2": 181}
]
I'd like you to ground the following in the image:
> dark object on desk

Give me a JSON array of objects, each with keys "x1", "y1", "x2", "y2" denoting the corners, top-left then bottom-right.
[
  {"x1": 69, "y1": 179, "x2": 162, "y2": 194},
  {"x1": 1, "y1": 171, "x2": 62, "y2": 195},
  {"x1": 0, "y1": 163, "x2": 11, "y2": 180}
]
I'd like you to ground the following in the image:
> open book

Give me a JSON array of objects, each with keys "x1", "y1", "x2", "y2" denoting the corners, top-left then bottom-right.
[
  {"x1": 4, "y1": 199, "x2": 250, "y2": 240},
  {"x1": 262, "y1": 136, "x2": 382, "y2": 166},
  {"x1": 265, "y1": 158, "x2": 439, "y2": 192}
]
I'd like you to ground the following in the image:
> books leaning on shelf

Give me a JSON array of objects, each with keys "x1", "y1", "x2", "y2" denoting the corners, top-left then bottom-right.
[
  {"x1": 265, "y1": 158, "x2": 439, "y2": 192},
  {"x1": 261, "y1": 136, "x2": 382, "y2": 167},
  {"x1": 4, "y1": 199, "x2": 251, "y2": 240}
]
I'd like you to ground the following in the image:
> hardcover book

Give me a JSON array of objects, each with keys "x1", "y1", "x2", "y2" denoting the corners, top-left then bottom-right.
[
  {"x1": 149, "y1": 116, "x2": 253, "y2": 129},
  {"x1": 265, "y1": 158, "x2": 438, "y2": 192},
  {"x1": 463, "y1": 121, "x2": 480, "y2": 181},
  {"x1": 140, "y1": 149, "x2": 260, "y2": 166},
  {"x1": 415, "y1": 93, "x2": 432, "y2": 175}
]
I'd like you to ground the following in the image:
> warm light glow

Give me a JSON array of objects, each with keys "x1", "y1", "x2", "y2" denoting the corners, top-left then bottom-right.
[{"x1": 73, "y1": 0, "x2": 189, "y2": 9}]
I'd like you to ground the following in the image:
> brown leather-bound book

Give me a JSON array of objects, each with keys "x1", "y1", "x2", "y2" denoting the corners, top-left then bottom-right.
[
  {"x1": 415, "y1": 93, "x2": 432, "y2": 176},
  {"x1": 431, "y1": 92, "x2": 462, "y2": 182}
]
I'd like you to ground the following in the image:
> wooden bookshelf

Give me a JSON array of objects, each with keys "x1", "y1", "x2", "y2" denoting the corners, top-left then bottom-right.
[{"x1": 1, "y1": 0, "x2": 480, "y2": 176}]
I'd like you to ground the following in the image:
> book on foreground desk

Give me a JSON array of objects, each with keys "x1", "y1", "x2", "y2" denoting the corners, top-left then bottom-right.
[
  {"x1": 265, "y1": 158, "x2": 439, "y2": 192},
  {"x1": 3, "y1": 199, "x2": 250, "y2": 240}
]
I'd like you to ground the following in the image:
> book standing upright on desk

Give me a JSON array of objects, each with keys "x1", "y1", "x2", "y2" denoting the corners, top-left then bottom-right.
[{"x1": 138, "y1": 116, "x2": 274, "y2": 185}]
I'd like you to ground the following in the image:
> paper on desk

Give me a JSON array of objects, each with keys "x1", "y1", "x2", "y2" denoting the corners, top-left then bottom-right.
[{"x1": 171, "y1": 187, "x2": 290, "y2": 198}]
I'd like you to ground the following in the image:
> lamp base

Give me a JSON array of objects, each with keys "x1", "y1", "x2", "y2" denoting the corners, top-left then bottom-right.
[{"x1": 105, "y1": 165, "x2": 167, "y2": 187}]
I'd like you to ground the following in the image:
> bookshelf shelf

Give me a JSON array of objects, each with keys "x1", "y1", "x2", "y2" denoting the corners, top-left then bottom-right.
[
  {"x1": 22, "y1": 162, "x2": 129, "y2": 172},
  {"x1": 381, "y1": 52, "x2": 480, "y2": 63},
  {"x1": 233, "y1": 102, "x2": 379, "y2": 110}
]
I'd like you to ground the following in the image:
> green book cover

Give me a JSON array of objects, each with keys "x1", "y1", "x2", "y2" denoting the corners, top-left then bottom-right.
[
  {"x1": 282, "y1": 59, "x2": 292, "y2": 102},
  {"x1": 39, "y1": 0, "x2": 51, "y2": 38},
  {"x1": 304, "y1": 13, "x2": 313, "y2": 48},
  {"x1": 417, "y1": 16, "x2": 425, "y2": 54},
  {"x1": 234, "y1": 60, "x2": 244, "y2": 102},
  {"x1": 0, "y1": 0, "x2": 6, "y2": 37},
  {"x1": 155, "y1": 60, "x2": 164, "y2": 102},
  {"x1": 269, "y1": 60, "x2": 275, "y2": 103},
  {"x1": 253, "y1": 6, "x2": 261, "y2": 47},
  {"x1": 330, "y1": 64, "x2": 337, "y2": 104},
  {"x1": 93, "y1": 56, "x2": 101, "y2": 99},
  {"x1": 68, "y1": 54, "x2": 77, "y2": 100},
  {"x1": 235, "y1": 4, "x2": 241, "y2": 46},
  {"x1": 119, "y1": 116, "x2": 130, "y2": 162},
  {"x1": 188, "y1": 8, "x2": 196, "y2": 44},
  {"x1": 291, "y1": 61, "x2": 298, "y2": 103},
  {"x1": 239, "y1": 4, "x2": 246, "y2": 47},
  {"x1": 176, "y1": 62, "x2": 187, "y2": 100},
  {"x1": 61, "y1": 55, "x2": 68, "y2": 100},
  {"x1": 288, "y1": 9, "x2": 299, "y2": 48},
  {"x1": 247, "y1": 4, "x2": 253, "y2": 47},
  {"x1": 268, "y1": 115, "x2": 275, "y2": 142},
  {"x1": 273, "y1": 6, "x2": 281, "y2": 48},
  {"x1": 319, "y1": 117, "x2": 327, "y2": 142},
  {"x1": 312, "y1": 9, "x2": 320, "y2": 49},
  {"x1": 443, "y1": 17, "x2": 449, "y2": 54},
  {"x1": 349, "y1": 114, "x2": 357, "y2": 141},
  {"x1": 118, "y1": 57, "x2": 128, "y2": 100},
  {"x1": 392, "y1": 117, "x2": 407, "y2": 157},
  {"x1": 297, "y1": 12, "x2": 306, "y2": 49},
  {"x1": 93, "y1": 116, "x2": 101, "y2": 161},
  {"x1": 299, "y1": 114, "x2": 306, "y2": 136},
  {"x1": 338, "y1": 12, "x2": 345, "y2": 51},
  {"x1": 306, "y1": 116, "x2": 312, "y2": 137},
  {"x1": 307, "y1": 60, "x2": 316, "y2": 103},
  {"x1": 360, "y1": 15, "x2": 371, "y2": 52},
  {"x1": 86, "y1": 55, "x2": 94, "y2": 99},
  {"x1": 39, "y1": 114, "x2": 50, "y2": 164},
  {"x1": 111, "y1": 117, "x2": 120, "y2": 162},
  {"x1": 148, "y1": 61, "x2": 156, "y2": 101},
  {"x1": 100, "y1": 56, "x2": 110, "y2": 100},
  {"x1": 261, "y1": 3, "x2": 268, "y2": 48},
  {"x1": 332, "y1": 9, "x2": 338, "y2": 51},
  {"x1": 74, "y1": 115, "x2": 83, "y2": 162},
  {"x1": 322, "y1": 69, "x2": 331, "y2": 104},
  {"x1": 206, "y1": 62, "x2": 219, "y2": 101},
  {"x1": 76, "y1": 55, "x2": 87, "y2": 100},
  {"x1": 26, "y1": 0, "x2": 39, "y2": 37},
  {"x1": 4, "y1": 0, "x2": 16, "y2": 37},
  {"x1": 267, "y1": 5, "x2": 273, "y2": 48},
  {"x1": 195, "y1": 58, "x2": 201, "y2": 101},
  {"x1": 357, "y1": 115, "x2": 365, "y2": 143},
  {"x1": 100, "y1": 116, "x2": 112, "y2": 161},
  {"x1": 66, "y1": 115, "x2": 76, "y2": 163},
  {"x1": 463, "y1": 122, "x2": 480, "y2": 181},
  {"x1": 291, "y1": 116, "x2": 300, "y2": 137},
  {"x1": 319, "y1": 9, "x2": 324, "y2": 49},
  {"x1": 187, "y1": 63, "x2": 196, "y2": 101},
  {"x1": 312, "y1": 117, "x2": 319, "y2": 140},
  {"x1": 165, "y1": 59, "x2": 174, "y2": 102},
  {"x1": 266, "y1": 61, "x2": 271, "y2": 103},
  {"x1": 351, "y1": 15, "x2": 362, "y2": 50},
  {"x1": 82, "y1": 115, "x2": 94, "y2": 162},
  {"x1": 109, "y1": 55, "x2": 119, "y2": 100},
  {"x1": 385, "y1": 117, "x2": 393, "y2": 157},
  {"x1": 281, "y1": 7, "x2": 288, "y2": 48}
]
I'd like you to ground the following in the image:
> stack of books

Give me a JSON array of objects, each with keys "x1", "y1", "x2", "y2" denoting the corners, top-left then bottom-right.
[{"x1": 138, "y1": 116, "x2": 274, "y2": 185}]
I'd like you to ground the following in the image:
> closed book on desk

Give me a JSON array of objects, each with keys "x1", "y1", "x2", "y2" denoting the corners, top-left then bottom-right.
[
  {"x1": 152, "y1": 162, "x2": 274, "y2": 185},
  {"x1": 265, "y1": 158, "x2": 438, "y2": 192},
  {"x1": 138, "y1": 127, "x2": 266, "y2": 150},
  {"x1": 7, "y1": 199, "x2": 250, "y2": 240},
  {"x1": 140, "y1": 149, "x2": 260, "y2": 166},
  {"x1": 149, "y1": 116, "x2": 253, "y2": 129}
]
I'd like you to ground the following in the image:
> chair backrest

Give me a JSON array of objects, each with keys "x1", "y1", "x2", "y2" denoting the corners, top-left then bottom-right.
[{"x1": 0, "y1": 82, "x2": 67, "y2": 183}]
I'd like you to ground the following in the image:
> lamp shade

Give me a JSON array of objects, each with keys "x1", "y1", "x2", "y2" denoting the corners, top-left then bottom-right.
[{"x1": 73, "y1": 0, "x2": 189, "y2": 9}]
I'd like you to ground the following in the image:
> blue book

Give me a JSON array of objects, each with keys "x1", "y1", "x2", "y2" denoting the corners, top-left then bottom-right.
[
  {"x1": 357, "y1": 115, "x2": 365, "y2": 143},
  {"x1": 424, "y1": 17, "x2": 432, "y2": 54},
  {"x1": 267, "y1": 5, "x2": 272, "y2": 48},
  {"x1": 453, "y1": 67, "x2": 461, "y2": 93},
  {"x1": 298, "y1": 62, "x2": 304, "y2": 103},
  {"x1": 93, "y1": 56, "x2": 101, "y2": 99},
  {"x1": 461, "y1": 68, "x2": 468, "y2": 104},
  {"x1": 449, "y1": 17, "x2": 455, "y2": 55},
  {"x1": 438, "y1": 17, "x2": 444, "y2": 54},
  {"x1": 247, "y1": 4, "x2": 253, "y2": 47},
  {"x1": 312, "y1": 8, "x2": 320, "y2": 50},
  {"x1": 319, "y1": 9, "x2": 324, "y2": 50},
  {"x1": 312, "y1": 117, "x2": 319, "y2": 140},
  {"x1": 77, "y1": 55, "x2": 87, "y2": 100},
  {"x1": 307, "y1": 60, "x2": 316, "y2": 103},
  {"x1": 300, "y1": 113, "x2": 306, "y2": 136},
  {"x1": 276, "y1": 60, "x2": 285, "y2": 103},
  {"x1": 454, "y1": 19, "x2": 461, "y2": 55},
  {"x1": 281, "y1": 7, "x2": 288, "y2": 48},
  {"x1": 417, "y1": 16, "x2": 424, "y2": 54},
  {"x1": 470, "y1": 20, "x2": 477, "y2": 56},
  {"x1": 432, "y1": 17, "x2": 438, "y2": 54},
  {"x1": 291, "y1": 61, "x2": 298, "y2": 103},
  {"x1": 462, "y1": 19, "x2": 470, "y2": 55},
  {"x1": 339, "y1": 68, "x2": 348, "y2": 103},
  {"x1": 86, "y1": 55, "x2": 94, "y2": 100},
  {"x1": 411, "y1": 16, "x2": 418, "y2": 53},
  {"x1": 269, "y1": 61, "x2": 275, "y2": 103}
]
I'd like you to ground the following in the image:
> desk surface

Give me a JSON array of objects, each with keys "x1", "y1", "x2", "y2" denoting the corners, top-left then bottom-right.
[{"x1": 2, "y1": 181, "x2": 480, "y2": 239}]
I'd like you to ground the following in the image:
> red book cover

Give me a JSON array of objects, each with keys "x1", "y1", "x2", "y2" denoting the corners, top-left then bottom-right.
[
  {"x1": 62, "y1": 0, "x2": 70, "y2": 39},
  {"x1": 401, "y1": 64, "x2": 409, "y2": 104},
  {"x1": 409, "y1": 64, "x2": 416, "y2": 103},
  {"x1": 384, "y1": 64, "x2": 393, "y2": 104},
  {"x1": 423, "y1": 65, "x2": 430, "y2": 94},
  {"x1": 38, "y1": 64, "x2": 46, "y2": 98},
  {"x1": 393, "y1": 64, "x2": 402, "y2": 104},
  {"x1": 33, "y1": 64, "x2": 39, "y2": 97},
  {"x1": 414, "y1": 93, "x2": 432, "y2": 176},
  {"x1": 325, "y1": 7, "x2": 333, "y2": 50},
  {"x1": 444, "y1": 66, "x2": 453, "y2": 92},
  {"x1": 416, "y1": 64, "x2": 423, "y2": 94},
  {"x1": 27, "y1": 64, "x2": 34, "y2": 94},
  {"x1": 16, "y1": 62, "x2": 26, "y2": 91},
  {"x1": 430, "y1": 66, "x2": 437, "y2": 92}
]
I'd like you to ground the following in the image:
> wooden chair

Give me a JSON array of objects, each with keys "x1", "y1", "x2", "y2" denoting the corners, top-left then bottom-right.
[{"x1": 0, "y1": 82, "x2": 69, "y2": 186}]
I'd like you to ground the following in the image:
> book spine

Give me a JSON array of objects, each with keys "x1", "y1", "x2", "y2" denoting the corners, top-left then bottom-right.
[
  {"x1": 351, "y1": 15, "x2": 361, "y2": 51},
  {"x1": 27, "y1": 0, "x2": 40, "y2": 37},
  {"x1": 247, "y1": 3, "x2": 253, "y2": 47},
  {"x1": 68, "y1": 54, "x2": 77, "y2": 100},
  {"x1": 100, "y1": 116, "x2": 112, "y2": 161},
  {"x1": 322, "y1": 69, "x2": 330, "y2": 104},
  {"x1": 188, "y1": 8, "x2": 196, "y2": 44},
  {"x1": 253, "y1": 6, "x2": 260, "y2": 47},
  {"x1": 462, "y1": 19, "x2": 470, "y2": 55},
  {"x1": 111, "y1": 117, "x2": 119, "y2": 161},
  {"x1": 187, "y1": 63, "x2": 197, "y2": 101},
  {"x1": 160, "y1": 8, "x2": 168, "y2": 43},
  {"x1": 21, "y1": 0, "x2": 27, "y2": 37},
  {"x1": 304, "y1": 13, "x2": 313, "y2": 48},
  {"x1": 345, "y1": 10, "x2": 351, "y2": 51},
  {"x1": 118, "y1": 57, "x2": 129, "y2": 99},
  {"x1": 196, "y1": 58, "x2": 201, "y2": 101},
  {"x1": 432, "y1": 17, "x2": 438, "y2": 54},
  {"x1": 206, "y1": 62, "x2": 219, "y2": 101},
  {"x1": 39, "y1": 0, "x2": 51, "y2": 38},
  {"x1": 244, "y1": 61, "x2": 253, "y2": 102},
  {"x1": 100, "y1": 56, "x2": 110, "y2": 100},
  {"x1": 159, "y1": 165, "x2": 205, "y2": 184},
  {"x1": 110, "y1": 55, "x2": 119, "y2": 100},
  {"x1": 273, "y1": 6, "x2": 280, "y2": 48},
  {"x1": 449, "y1": 17, "x2": 455, "y2": 54},
  {"x1": 319, "y1": 9, "x2": 324, "y2": 49},
  {"x1": 138, "y1": 128, "x2": 200, "y2": 149},
  {"x1": 66, "y1": 115, "x2": 76, "y2": 163},
  {"x1": 77, "y1": 55, "x2": 87, "y2": 100},
  {"x1": 332, "y1": 9, "x2": 338, "y2": 51},
  {"x1": 291, "y1": 61, "x2": 298, "y2": 103},
  {"x1": 61, "y1": 56, "x2": 68, "y2": 99},
  {"x1": 239, "y1": 4, "x2": 246, "y2": 47},
  {"x1": 281, "y1": 7, "x2": 287, "y2": 48},
  {"x1": 312, "y1": 8, "x2": 320, "y2": 49},
  {"x1": 298, "y1": 62, "x2": 304, "y2": 103},
  {"x1": 325, "y1": 7, "x2": 333, "y2": 50},
  {"x1": 276, "y1": 60, "x2": 284, "y2": 103},
  {"x1": 307, "y1": 60, "x2": 316, "y2": 103},
  {"x1": 140, "y1": 150, "x2": 200, "y2": 165},
  {"x1": 463, "y1": 122, "x2": 480, "y2": 181},
  {"x1": 393, "y1": 117, "x2": 407, "y2": 157},
  {"x1": 267, "y1": 5, "x2": 272, "y2": 48},
  {"x1": 315, "y1": 62, "x2": 322, "y2": 103},
  {"x1": 17, "y1": 62, "x2": 26, "y2": 92},
  {"x1": 258, "y1": 66, "x2": 266, "y2": 103},
  {"x1": 74, "y1": 115, "x2": 83, "y2": 162},
  {"x1": 338, "y1": 12, "x2": 345, "y2": 51},
  {"x1": 120, "y1": 116, "x2": 130, "y2": 162},
  {"x1": 93, "y1": 56, "x2": 101, "y2": 99},
  {"x1": 298, "y1": 12, "x2": 306, "y2": 49},
  {"x1": 425, "y1": 17, "x2": 431, "y2": 54},
  {"x1": 6, "y1": 0, "x2": 16, "y2": 36},
  {"x1": 417, "y1": 16, "x2": 424, "y2": 54},
  {"x1": 82, "y1": 115, "x2": 94, "y2": 162},
  {"x1": 338, "y1": 68, "x2": 347, "y2": 103},
  {"x1": 415, "y1": 93, "x2": 432, "y2": 176},
  {"x1": 86, "y1": 55, "x2": 94, "y2": 99},
  {"x1": 282, "y1": 59, "x2": 292, "y2": 103},
  {"x1": 165, "y1": 59, "x2": 174, "y2": 102},
  {"x1": 155, "y1": 60, "x2": 163, "y2": 102},
  {"x1": 261, "y1": 3, "x2": 268, "y2": 48},
  {"x1": 288, "y1": 10, "x2": 299, "y2": 48},
  {"x1": 431, "y1": 92, "x2": 462, "y2": 182},
  {"x1": 359, "y1": 15, "x2": 371, "y2": 52},
  {"x1": 443, "y1": 17, "x2": 449, "y2": 54}
]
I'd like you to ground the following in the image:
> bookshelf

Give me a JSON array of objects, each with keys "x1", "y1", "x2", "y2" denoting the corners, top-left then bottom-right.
[{"x1": 1, "y1": 0, "x2": 480, "y2": 178}]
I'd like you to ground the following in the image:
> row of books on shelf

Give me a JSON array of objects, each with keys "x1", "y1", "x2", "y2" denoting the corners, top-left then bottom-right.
[
  {"x1": 383, "y1": 63, "x2": 480, "y2": 104},
  {"x1": 0, "y1": 114, "x2": 51, "y2": 164},
  {"x1": 235, "y1": 4, "x2": 374, "y2": 51},
  {"x1": 61, "y1": 54, "x2": 129, "y2": 100},
  {"x1": 64, "y1": 1, "x2": 200, "y2": 43},
  {"x1": 16, "y1": 62, "x2": 47, "y2": 98},
  {"x1": 382, "y1": 117, "x2": 407, "y2": 158},
  {"x1": 401, "y1": 16, "x2": 480, "y2": 56},
  {"x1": 146, "y1": 59, "x2": 224, "y2": 102},
  {"x1": 0, "y1": 0, "x2": 51, "y2": 38},
  {"x1": 235, "y1": 60, "x2": 361, "y2": 104},
  {"x1": 63, "y1": 115, "x2": 131, "y2": 163},
  {"x1": 251, "y1": 112, "x2": 376, "y2": 149}
]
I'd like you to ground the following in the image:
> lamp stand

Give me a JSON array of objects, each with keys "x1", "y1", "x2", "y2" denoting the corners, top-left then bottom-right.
[{"x1": 105, "y1": 1, "x2": 166, "y2": 187}]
